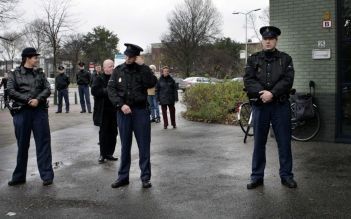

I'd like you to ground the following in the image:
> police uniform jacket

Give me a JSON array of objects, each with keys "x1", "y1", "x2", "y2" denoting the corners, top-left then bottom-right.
[
  {"x1": 7, "y1": 66, "x2": 51, "y2": 107},
  {"x1": 244, "y1": 49, "x2": 294, "y2": 102},
  {"x1": 55, "y1": 73, "x2": 70, "y2": 90},
  {"x1": 107, "y1": 63, "x2": 157, "y2": 109},
  {"x1": 76, "y1": 69, "x2": 91, "y2": 85}
]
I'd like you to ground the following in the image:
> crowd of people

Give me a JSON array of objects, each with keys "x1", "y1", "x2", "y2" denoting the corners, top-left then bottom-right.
[{"x1": 3, "y1": 25, "x2": 298, "y2": 190}]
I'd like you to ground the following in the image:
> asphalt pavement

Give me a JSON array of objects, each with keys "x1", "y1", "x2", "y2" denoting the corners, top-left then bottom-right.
[{"x1": 0, "y1": 93, "x2": 350, "y2": 218}]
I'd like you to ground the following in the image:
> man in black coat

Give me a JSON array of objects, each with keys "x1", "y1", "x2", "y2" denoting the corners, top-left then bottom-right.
[
  {"x1": 156, "y1": 66, "x2": 178, "y2": 129},
  {"x1": 91, "y1": 59, "x2": 118, "y2": 164},
  {"x1": 76, "y1": 62, "x2": 92, "y2": 113},
  {"x1": 244, "y1": 26, "x2": 297, "y2": 190},
  {"x1": 108, "y1": 43, "x2": 157, "y2": 189},
  {"x1": 55, "y1": 66, "x2": 70, "y2": 113}
]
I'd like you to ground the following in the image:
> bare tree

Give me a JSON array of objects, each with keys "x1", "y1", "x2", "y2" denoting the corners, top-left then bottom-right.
[
  {"x1": 61, "y1": 33, "x2": 85, "y2": 82},
  {"x1": 41, "y1": 0, "x2": 71, "y2": 76},
  {"x1": 0, "y1": 0, "x2": 19, "y2": 24},
  {"x1": 0, "y1": 32, "x2": 23, "y2": 69},
  {"x1": 24, "y1": 19, "x2": 48, "y2": 54},
  {"x1": 162, "y1": 0, "x2": 222, "y2": 77},
  {"x1": 248, "y1": 7, "x2": 270, "y2": 42}
]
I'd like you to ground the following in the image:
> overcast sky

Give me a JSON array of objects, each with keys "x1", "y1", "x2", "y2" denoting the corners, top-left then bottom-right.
[{"x1": 14, "y1": 0, "x2": 269, "y2": 51}]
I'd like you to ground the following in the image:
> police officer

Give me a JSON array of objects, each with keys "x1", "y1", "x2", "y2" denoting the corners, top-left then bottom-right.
[
  {"x1": 244, "y1": 26, "x2": 297, "y2": 189},
  {"x1": 76, "y1": 62, "x2": 92, "y2": 113},
  {"x1": 91, "y1": 59, "x2": 118, "y2": 164},
  {"x1": 55, "y1": 66, "x2": 70, "y2": 113},
  {"x1": 108, "y1": 43, "x2": 157, "y2": 189},
  {"x1": 0, "y1": 72, "x2": 8, "y2": 107},
  {"x1": 7, "y1": 47, "x2": 54, "y2": 186}
]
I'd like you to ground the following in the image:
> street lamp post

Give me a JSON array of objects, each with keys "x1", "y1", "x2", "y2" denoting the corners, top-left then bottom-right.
[{"x1": 232, "y1": 8, "x2": 261, "y2": 64}]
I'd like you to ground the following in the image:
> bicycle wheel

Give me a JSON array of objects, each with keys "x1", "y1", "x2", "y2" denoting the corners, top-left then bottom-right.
[
  {"x1": 238, "y1": 102, "x2": 254, "y2": 136},
  {"x1": 291, "y1": 104, "x2": 320, "y2": 141}
]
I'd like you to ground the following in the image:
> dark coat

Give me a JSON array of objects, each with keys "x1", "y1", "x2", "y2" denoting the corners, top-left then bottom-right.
[
  {"x1": 7, "y1": 66, "x2": 51, "y2": 107},
  {"x1": 55, "y1": 73, "x2": 70, "y2": 90},
  {"x1": 76, "y1": 69, "x2": 91, "y2": 86},
  {"x1": 91, "y1": 73, "x2": 114, "y2": 126},
  {"x1": 107, "y1": 63, "x2": 157, "y2": 109},
  {"x1": 244, "y1": 49, "x2": 294, "y2": 101},
  {"x1": 156, "y1": 75, "x2": 178, "y2": 105}
]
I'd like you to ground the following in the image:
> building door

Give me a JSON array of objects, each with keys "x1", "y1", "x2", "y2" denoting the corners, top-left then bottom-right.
[{"x1": 338, "y1": 0, "x2": 351, "y2": 142}]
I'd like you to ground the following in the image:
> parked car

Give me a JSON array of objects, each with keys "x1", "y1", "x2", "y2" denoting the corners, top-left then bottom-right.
[
  {"x1": 183, "y1": 77, "x2": 211, "y2": 89},
  {"x1": 173, "y1": 77, "x2": 187, "y2": 91},
  {"x1": 231, "y1": 77, "x2": 244, "y2": 82},
  {"x1": 47, "y1": 77, "x2": 55, "y2": 91}
]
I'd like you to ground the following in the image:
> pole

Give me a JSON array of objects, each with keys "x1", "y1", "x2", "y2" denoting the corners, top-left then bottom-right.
[{"x1": 245, "y1": 14, "x2": 248, "y2": 64}]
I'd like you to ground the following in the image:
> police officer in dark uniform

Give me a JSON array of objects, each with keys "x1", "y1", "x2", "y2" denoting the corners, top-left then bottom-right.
[
  {"x1": 55, "y1": 66, "x2": 70, "y2": 113},
  {"x1": 7, "y1": 47, "x2": 54, "y2": 186},
  {"x1": 91, "y1": 59, "x2": 118, "y2": 164},
  {"x1": 0, "y1": 72, "x2": 8, "y2": 107},
  {"x1": 108, "y1": 43, "x2": 157, "y2": 189},
  {"x1": 244, "y1": 26, "x2": 297, "y2": 189},
  {"x1": 76, "y1": 62, "x2": 92, "y2": 113}
]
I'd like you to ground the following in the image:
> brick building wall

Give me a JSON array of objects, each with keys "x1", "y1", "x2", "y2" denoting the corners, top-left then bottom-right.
[{"x1": 270, "y1": 0, "x2": 337, "y2": 141}]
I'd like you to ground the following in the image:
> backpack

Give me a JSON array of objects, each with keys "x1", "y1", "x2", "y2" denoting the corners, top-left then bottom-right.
[{"x1": 291, "y1": 93, "x2": 315, "y2": 121}]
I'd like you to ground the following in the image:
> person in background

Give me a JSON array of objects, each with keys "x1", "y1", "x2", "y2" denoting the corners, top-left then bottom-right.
[
  {"x1": 55, "y1": 66, "x2": 70, "y2": 113},
  {"x1": 156, "y1": 66, "x2": 178, "y2": 129},
  {"x1": 76, "y1": 61, "x2": 92, "y2": 113},
  {"x1": 147, "y1": 65, "x2": 160, "y2": 123},
  {"x1": 0, "y1": 72, "x2": 8, "y2": 107},
  {"x1": 91, "y1": 59, "x2": 118, "y2": 164}
]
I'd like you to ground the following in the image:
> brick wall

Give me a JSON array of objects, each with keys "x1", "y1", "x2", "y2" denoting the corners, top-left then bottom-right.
[{"x1": 270, "y1": 0, "x2": 337, "y2": 141}]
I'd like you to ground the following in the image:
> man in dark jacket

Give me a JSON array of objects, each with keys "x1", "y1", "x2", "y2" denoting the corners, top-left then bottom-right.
[
  {"x1": 91, "y1": 59, "x2": 118, "y2": 164},
  {"x1": 7, "y1": 47, "x2": 54, "y2": 186},
  {"x1": 244, "y1": 26, "x2": 296, "y2": 190},
  {"x1": 55, "y1": 66, "x2": 70, "y2": 113},
  {"x1": 108, "y1": 43, "x2": 157, "y2": 189},
  {"x1": 0, "y1": 72, "x2": 8, "y2": 107},
  {"x1": 76, "y1": 62, "x2": 92, "y2": 113},
  {"x1": 156, "y1": 66, "x2": 178, "y2": 129}
]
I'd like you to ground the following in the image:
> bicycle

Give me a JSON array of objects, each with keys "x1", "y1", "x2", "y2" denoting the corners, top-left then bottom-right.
[{"x1": 237, "y1": 81, "x2": 321, "y2": 143}]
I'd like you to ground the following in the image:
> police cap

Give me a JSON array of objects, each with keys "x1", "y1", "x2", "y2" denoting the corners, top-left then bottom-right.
[
  {"x1": 260, "y1": 26, "x2": 281, "y2": 38},
  {"x1": 124, "y1": 43, "x2": 143, "y2": 57},
  {"x1": 21, "y1": 47, "x2": 40, "y2": 57}
]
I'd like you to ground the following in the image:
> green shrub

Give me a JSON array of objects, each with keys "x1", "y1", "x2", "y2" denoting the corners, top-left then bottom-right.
[{"x1": 182, "y1": 81, "x2": 246, "y2": 124}]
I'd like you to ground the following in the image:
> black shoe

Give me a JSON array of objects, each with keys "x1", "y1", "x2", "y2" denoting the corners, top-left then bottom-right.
[
  {"x1": 150, "y1": 118, "x2": 156, "y2": 123},
  {"x1": 80, "y1": 111, "x2": 86, "y2": 113},
  {"x1": 88, "y1": 111, "x2": 92, "y2": 114},
  {"x1": 173, "y1": 126, "x2": 177, "y2": 129},
  {"x1": 247, "y1": 179, "x2": 264, "y2": 189},
  {"x1": 43, "y1": 180, "x2": 53, "y2": 186},
  {"x1": 111, "y1": 180, "x2": 129, "y2": 188},
  {"x1": 142, "y1": 181, "x2": 152, "y2": 188},
  {"x1": 105, "y1": 155, "x2": 118, "y2": 161},
  {"x1": 98, "y1": 156, "x2": 105, "y2": 164},
  {"x1": 281, "y1": 178, "x2": 297, "y2": 188},
  {"x1": 164, "y1": 126, "x2": 168, "y2": 129},
  {"x1": 156, "y1": 118, "x2": 161, "y2": 123},
  {"x1": 65, "y1": 111, "x2": 69, "y2": 113},
  {"x1": 8, "y1": 180, "x2": 26, "y2": 186},
  {"x1": 55, "y1": 111, "x2": 62, "y2": 113}
]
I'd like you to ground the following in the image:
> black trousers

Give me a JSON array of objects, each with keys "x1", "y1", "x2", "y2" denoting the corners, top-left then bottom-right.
[{"x1": 99, "y1": 109, "x2": 118, "y2": 157}]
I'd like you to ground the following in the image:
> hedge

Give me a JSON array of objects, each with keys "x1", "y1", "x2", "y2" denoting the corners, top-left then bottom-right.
[{"x1": 182, "y1": 81, "x2": 246, "y2": 124}]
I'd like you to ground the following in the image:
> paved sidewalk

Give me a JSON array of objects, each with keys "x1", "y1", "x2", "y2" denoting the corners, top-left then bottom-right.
[{"x1": 0, "y1": 100, "x2": 350, "y2": 218}]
